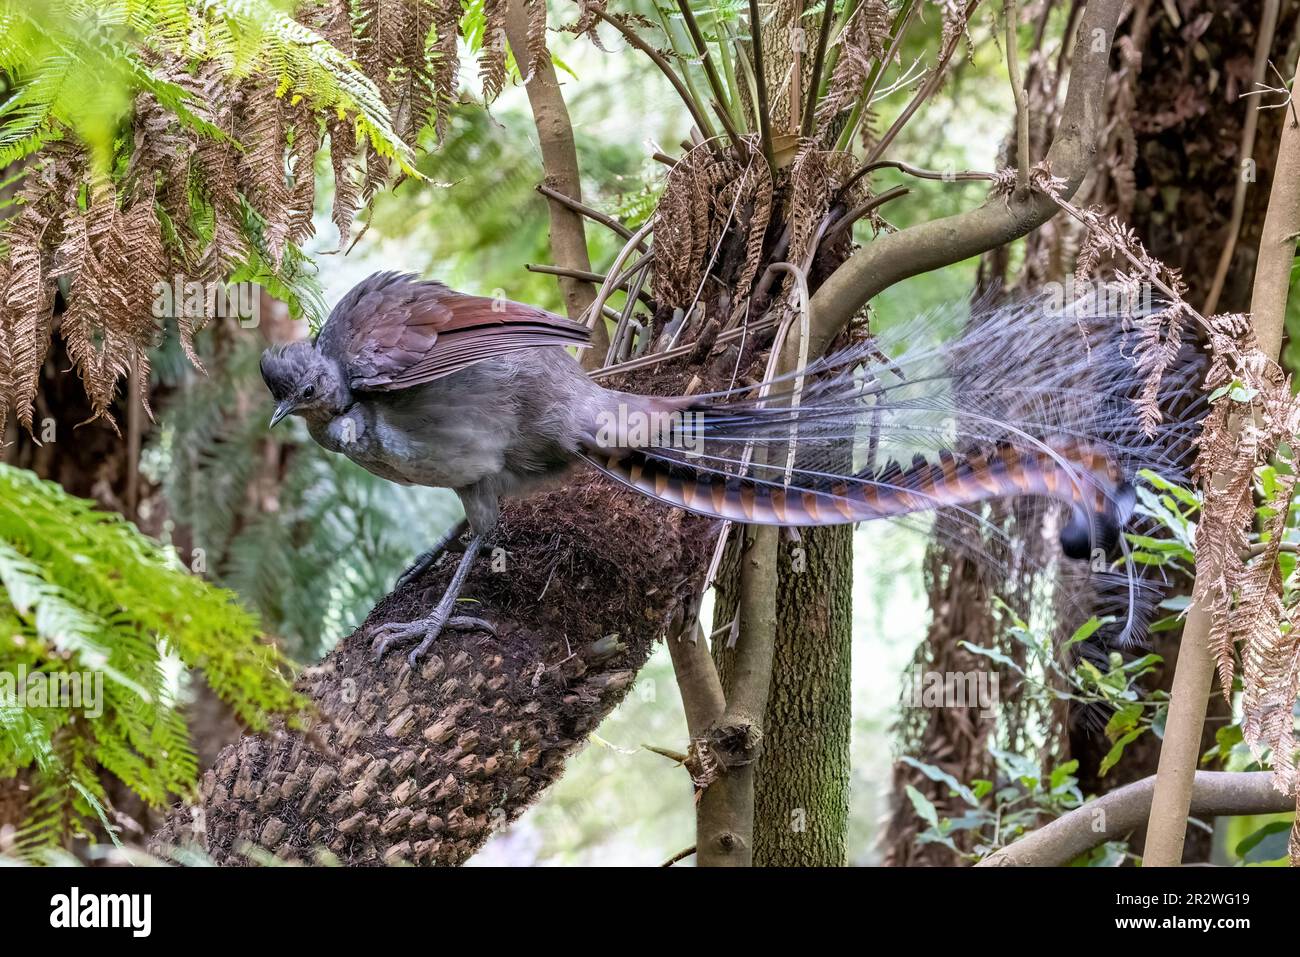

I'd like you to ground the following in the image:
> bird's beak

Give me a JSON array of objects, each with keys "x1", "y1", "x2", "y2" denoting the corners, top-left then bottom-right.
[{"x1": 269, "y1": 400, "x2": 295, "y2": 428}]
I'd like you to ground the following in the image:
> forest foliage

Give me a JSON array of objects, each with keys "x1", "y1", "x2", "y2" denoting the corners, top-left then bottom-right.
[{"x1": 0, "y1": 463, "x2": 305, "y2": 857}]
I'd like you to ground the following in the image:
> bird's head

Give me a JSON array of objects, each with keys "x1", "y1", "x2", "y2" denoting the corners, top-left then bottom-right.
[{"x1": 260, "y1": 342, "x2": 350, "y2": 427}]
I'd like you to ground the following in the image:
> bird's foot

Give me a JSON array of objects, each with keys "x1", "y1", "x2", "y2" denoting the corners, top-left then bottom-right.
[
  {"x1": 394, "y1": 549, "x2": 440, "y2": 591},
  {"x1": 393, "y1": 523, "x2": 469, "y2": 591},
  {"x1": 371, "y1": 612, "x2": 496, "y2": 668}
]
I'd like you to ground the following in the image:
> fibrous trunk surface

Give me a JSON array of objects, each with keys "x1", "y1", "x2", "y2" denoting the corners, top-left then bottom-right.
[{"x1": 152, "y1": 477, "x2": 710, "y2": 865}]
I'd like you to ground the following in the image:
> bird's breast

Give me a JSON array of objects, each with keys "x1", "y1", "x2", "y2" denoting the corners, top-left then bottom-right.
[{"x1": 316, "y1": 389, "x2": 511, "y2": 491}]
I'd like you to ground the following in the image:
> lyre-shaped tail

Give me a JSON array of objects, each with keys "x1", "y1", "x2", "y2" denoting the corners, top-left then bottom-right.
[{"x1": 581, "y1": 294, "x2": 1202, "y2": 586}]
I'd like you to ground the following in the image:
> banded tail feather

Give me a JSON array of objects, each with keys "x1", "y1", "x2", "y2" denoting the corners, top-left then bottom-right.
[{"x1": 579, "y1": 438, "x2": 1135, "y2": 559}]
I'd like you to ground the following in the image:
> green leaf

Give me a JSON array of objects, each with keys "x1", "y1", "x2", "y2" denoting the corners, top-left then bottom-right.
[
  {"x1": 899, "y1": 756, "x2": 978, "y2": 806},
  {"x1": 1049, "y1": 760, "x2": 1079, "y2": 792},
  {"x1": 1104, "y1": 702, "x2": 1143, "y2": 740},
  {"x1": 1099, "y1": 729, "x2": 1144, "y2": 776},
  {"x1": 1235, "y1": 821, "x2": 1292, "y2": 863},
  {"x1": 905, "y1": 785, "x2": 940, "y2": 829},
  {"x1": 1067, "y1": 616, "x2": 1109, "y2": 646}
]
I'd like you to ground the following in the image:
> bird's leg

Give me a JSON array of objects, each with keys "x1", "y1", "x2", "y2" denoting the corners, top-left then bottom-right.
[
  {"x1": 371, "y1": 533, "x2": 491, "y2": 667},
  {"x1": 394, "y1": 518, "x2": 470, "y2": 591}
]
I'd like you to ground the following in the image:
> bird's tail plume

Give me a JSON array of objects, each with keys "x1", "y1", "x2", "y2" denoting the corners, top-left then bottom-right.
[{"x1": 580, "y1": 293, "x2": 1205, "y2": 649}]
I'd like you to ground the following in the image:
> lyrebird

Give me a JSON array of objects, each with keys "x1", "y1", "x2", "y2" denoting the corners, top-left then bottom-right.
[{"x1": 261, "y1": 272, "x2": 1197, "y2": 666}]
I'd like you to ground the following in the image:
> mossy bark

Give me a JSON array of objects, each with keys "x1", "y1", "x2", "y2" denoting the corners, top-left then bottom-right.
[{"x1": 753, "y1": 525, "x2": 852, "y2": 866}]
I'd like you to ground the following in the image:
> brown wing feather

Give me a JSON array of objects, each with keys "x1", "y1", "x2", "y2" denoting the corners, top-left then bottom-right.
[{"x1": 316, "y1": 271, "x2": 591, "y2": 391}]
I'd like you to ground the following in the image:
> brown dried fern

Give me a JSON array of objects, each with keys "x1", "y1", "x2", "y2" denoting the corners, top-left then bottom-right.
[
  {"x1": 815, "y1": 0, "x2": 890, "y2": 133},
  {"x1": 53, "y1": 180, "x2": 167, "y2": 428},
  {"x1": 480, "y1": 0, "x2": 509, "y2": 103},
  {"x1": 236, "y1": 77, "x2": 292, "y2": 266},
  {"x1": 651, "y1": 145, "x2": 743, "y2": 308},
  {"x1": 785, "y1": 141, "x2": 830, "y2": 269},
  {"x1": 430, "y1": 0, "x2": 463, "y2": 140}
]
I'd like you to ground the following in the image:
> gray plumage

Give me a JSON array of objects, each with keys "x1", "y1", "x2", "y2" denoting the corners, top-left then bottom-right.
[
  {"x1": 262, "y1": 273, "x2": 634, "y2": 535},
  {"x1": 260, "y1": 272, "x2": 656, "y2": 664}
]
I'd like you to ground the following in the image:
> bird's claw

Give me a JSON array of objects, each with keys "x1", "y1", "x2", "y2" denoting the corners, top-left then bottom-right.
[
  {"x1": 394, "y1": 549, "x2": 439, "y2": 591},
  {"x1": 371, "y1": 613, "x2": 496, "y2": 667}
]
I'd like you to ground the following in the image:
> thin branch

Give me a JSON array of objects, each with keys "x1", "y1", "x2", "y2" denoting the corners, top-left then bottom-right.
[
  {"x1": 675, "y1": 0, "x2": 748, "y2": 155},
  {"x1": 835, "y1": 0, "x2": 919, "y2": 152},
  {"x1": 661, "y1": 845, "x2": 697, "y2": 866},
  {"x1": 585, "y1": 219, "x2": 657, "y2": 336},
  {"x1": 1244, "y1": 540, "x2": 1300, "y2": 560},
  {"x1": 643, "y1": 744, "x2": 688, "y2": 764},
  {"x1": 862, "y1": 0, "x2": 981, "y2": 165},
  {"x1": 979, "y1": 772, "x2": 1295, "y2": 867},
  {"x1": 818, "y1": 0, "x2": 862, "y2": 97},
  {"x1": 593, "y1": 9, "x2": 721, "y2": 151},
  {"x1": 747, "y1": 0, "x2": 776, "y2": 170},
  {"x1": 524, "y1": 262, "x2": 655, "y2": 304},
  {"x1": 800, "y1": 0, "x2": 836, "y2": 139},
  {"x1": 666, "y1": 622, "x2": 727, "y2": 738},
  {"x1": 504, "y1": 0, "x2": 606, "y2": 363},
  {"x1": 800, "y1": 0, "x2": 1125, "y2": 359},
  {"x1": 535, "y1": 183, "x2": 642, "y2": 246},
  {"x1": 839, "y1": 159, "x2": 994, "y2": 199},
  {"x1": 654, "y1": 3, "x2": 721, "y2": 142},
  {"x1": 589, "y1": 314, "x2": 781, "y2": 379},
  {"x1": 606, "y1": 258, "x2": 653, "y2": 364},
  {"x1": 1202, "y1": 0, "x2": 1281, "y2": 316},
  {"x1": 1004, "y1": 0, "x2": 1030, "y2": 188},
  {"x1": 821, "y1": 184, "x2": 909, "y2": 244}
]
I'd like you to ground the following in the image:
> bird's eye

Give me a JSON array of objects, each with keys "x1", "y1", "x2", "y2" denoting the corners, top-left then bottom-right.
[{"x1": 302, "y1": 385, "x2": 316, "y2": 400}]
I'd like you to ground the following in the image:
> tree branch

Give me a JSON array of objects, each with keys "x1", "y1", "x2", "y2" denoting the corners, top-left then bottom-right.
[
  {"x1": 593, "y1": 9, "x2": 720, "y2": 152},
  {"x1": 1201, "y1": 0, "x2": 1282, "y2": 316},
  {"x1": 535, "y1": 184, "x2": 643, "y2": 245},
  {"x1": 747, "y1": 0, "x2": 775, "y2": 170},
  {"x1": 1004, "y1": 0, "x2": 1030, "y2": 187},
  {"x1": 666, "y1": 623, "x2": 725, "y2": 739},
  {"x1": 524, "y1": 263, "x2": 655, "y2": 304},
  {"x1": 696, "y1": 521, "x2": 780, "y2": 867},
  {"x1": 152, "y1": 481, "x2": 714, "y2": 865},
  {"x1": 674, "y1": 0, "x2": 747, "y2": 155},
  {"x1": 980, "y1": 772, "x2": 1295, "y2": 867},
  {"x1": 821, "y1": 185, "x2": 910, "y2": 245}
]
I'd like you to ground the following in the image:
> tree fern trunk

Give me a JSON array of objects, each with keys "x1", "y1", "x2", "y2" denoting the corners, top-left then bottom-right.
[{"x1": 152, "y1": 482, "x2": 710, "y2": 864}]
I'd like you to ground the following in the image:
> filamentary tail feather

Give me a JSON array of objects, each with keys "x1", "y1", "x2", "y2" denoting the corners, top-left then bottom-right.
[{"x1": 580, "y1": 293, "x2": 1206, "y2": 652}]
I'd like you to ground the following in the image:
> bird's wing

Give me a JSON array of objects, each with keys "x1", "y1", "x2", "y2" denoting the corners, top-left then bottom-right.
[{"x1": 315, "y1": 271, "x2": 592, "y2": 391}]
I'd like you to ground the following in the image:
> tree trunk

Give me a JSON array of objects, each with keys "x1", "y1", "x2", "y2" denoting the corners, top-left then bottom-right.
[
  {"x1": 753, "y1": 525, "x2": 853, "y2": 865},
  {"x1": 151, "y1": 482, "x2": 712, "y2": 864}
]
